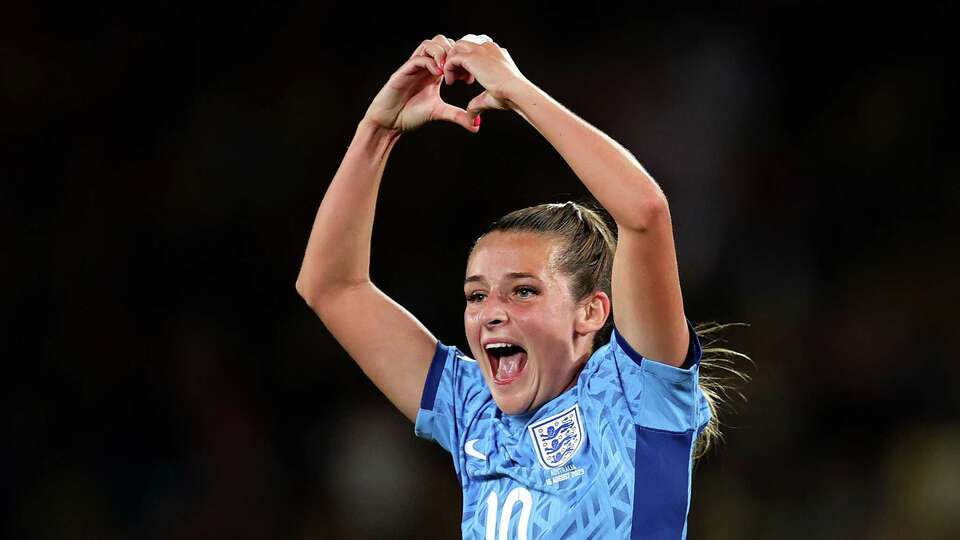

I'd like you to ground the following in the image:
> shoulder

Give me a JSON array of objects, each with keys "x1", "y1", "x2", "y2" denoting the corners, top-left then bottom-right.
[
  {"x1": 414, "y1": 341, "x2": 491, "y2": 454},
  {"x1": 610, "y1": 319, "x2": 702, "y2": 371},
  {"x1": 576, "y1": 339, "x2": 625, "y2": 406},
  {"x1": 423, "y1": 340, "x2": 488, "y2": 407},
  {"x1": 577, "y1": 321, "x2": 704, "y2": 431}
]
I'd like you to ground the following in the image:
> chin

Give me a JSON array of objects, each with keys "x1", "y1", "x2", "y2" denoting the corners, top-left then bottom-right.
[
  {"x1": 497, "y1": 401, "x2": 529, "y2": 416},
  {"x1": 491, "y1": 388, "x2": 535, "y2": 415}
]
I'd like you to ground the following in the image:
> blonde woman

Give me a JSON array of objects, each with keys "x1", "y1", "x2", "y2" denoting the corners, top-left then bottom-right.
[{"x1": 297, "y1": 33, "x2": 739, "y2": 539}]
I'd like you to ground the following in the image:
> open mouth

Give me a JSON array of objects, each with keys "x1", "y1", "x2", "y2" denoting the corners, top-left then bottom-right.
[{"x1": 485, "y1": 343, "x2": 528, "y2": 385}]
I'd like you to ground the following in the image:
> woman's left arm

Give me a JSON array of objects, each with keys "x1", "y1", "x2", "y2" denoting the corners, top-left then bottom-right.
[{"x1": 445, "y1": 38, "x2": 689, "y2": 367}]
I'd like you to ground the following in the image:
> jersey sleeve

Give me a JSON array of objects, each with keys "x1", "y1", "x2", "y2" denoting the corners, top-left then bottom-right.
[
  {"x1": 608, "y1": 319, "x2": 710, "y2": 433},
  {"x1": 414, "y1": 340, "x2": 488, "y2": 461}
]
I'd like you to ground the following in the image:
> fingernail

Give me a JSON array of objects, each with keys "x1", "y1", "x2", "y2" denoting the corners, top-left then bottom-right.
[
  {"x1": 473, "y1": 114, "x2": 482, "y2": 127},
  {"x1": 439, "y1": 58, "x2": 446, "y2": 70}
]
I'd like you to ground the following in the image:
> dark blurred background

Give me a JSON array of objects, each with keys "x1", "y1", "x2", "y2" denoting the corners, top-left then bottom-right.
[{"x1": 3, "y1": 1, "x2": 957, "y2": 539}]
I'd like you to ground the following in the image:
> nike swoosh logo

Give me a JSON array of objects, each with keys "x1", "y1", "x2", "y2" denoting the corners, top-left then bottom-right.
[{"x1": 464, "y1": 439, "x2": 487, "y2": 461}]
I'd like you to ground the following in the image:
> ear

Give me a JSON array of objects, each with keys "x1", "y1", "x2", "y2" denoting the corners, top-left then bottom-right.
[{"x1": 574, "y1": 290, "x2": 611, "y2": 335}]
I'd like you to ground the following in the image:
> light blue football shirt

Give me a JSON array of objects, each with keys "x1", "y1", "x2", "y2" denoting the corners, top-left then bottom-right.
[{"x1": 415, "y1": 320, "x2": 710, "y2": 539}]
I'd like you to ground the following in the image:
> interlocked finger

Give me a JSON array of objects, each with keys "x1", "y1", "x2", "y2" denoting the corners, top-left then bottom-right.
[
  {"x1": 412, "y1": 46, "x2": 450, "y2": 76},
  {"x1": 411, "y1": 37, "x2": 453, "y2": 71},
  {"x1": 423, "y1": 44, "x2": 446, "y2": 68},
  {"x1": 443, "y1": 44, "x2": 476, "y2": 86}
]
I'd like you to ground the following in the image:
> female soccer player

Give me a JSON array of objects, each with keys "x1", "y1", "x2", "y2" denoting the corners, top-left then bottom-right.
[{"x1": 296, "y1": 33, "x2": 731, "y2": 539}]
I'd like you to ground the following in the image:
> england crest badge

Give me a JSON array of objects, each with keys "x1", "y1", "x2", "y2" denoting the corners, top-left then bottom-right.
[{"x1": 528, "y1": 404, "x2": 585, "y2": 469}]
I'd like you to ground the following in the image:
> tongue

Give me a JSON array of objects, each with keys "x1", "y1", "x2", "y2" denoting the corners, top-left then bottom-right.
[{"x1": 496, "y1": 352, "x2": 526, "y2": 380}]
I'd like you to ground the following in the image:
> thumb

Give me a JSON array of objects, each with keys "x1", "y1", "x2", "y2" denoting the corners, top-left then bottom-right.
[
  {"x1": 433, "y1": 102, "x2": 481, "y2": 133},
  {"x1": 466, "y1": 90, "x2": 503, "y2": 115}
]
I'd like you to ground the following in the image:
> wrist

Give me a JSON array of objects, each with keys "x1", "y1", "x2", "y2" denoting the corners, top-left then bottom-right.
[
  {"x1": 351, "y1": 118, "x2": 402, "y2": 162},
  {"x1": 501, "y1": 77, "x2": 540, "y2": 112},
  {"x1": 357, "y1": 117, "x2": 403, "y2": 141}
]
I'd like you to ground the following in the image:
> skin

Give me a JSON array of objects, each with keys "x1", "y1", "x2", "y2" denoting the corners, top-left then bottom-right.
[
  {"x1": 296, "y1": 34, "x2": 688, "y2": 422},
  {"x1": 464, "y1": 231, "x2": 610, "y2": 415}
]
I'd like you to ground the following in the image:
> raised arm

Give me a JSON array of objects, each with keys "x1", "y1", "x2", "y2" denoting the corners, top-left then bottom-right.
[
  {"x1": 295, "y1": 35, "x2": 480, "y2": 421},
  {"x1": 444, "y1": 38, "x2": 688, "y2": 367}
]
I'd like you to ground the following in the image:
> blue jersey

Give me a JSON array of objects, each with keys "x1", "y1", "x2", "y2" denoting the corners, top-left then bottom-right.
[{"x1": 415, "y1": 321, "x2": 709, "y2": 539}]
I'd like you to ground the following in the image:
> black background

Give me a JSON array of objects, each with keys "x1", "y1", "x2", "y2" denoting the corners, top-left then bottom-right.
[{"x1": 3, "y1": 1, "x2": 957, "y2": 538}]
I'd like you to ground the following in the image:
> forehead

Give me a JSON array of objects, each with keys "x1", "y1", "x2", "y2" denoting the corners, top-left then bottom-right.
[{"x1": 466, "y1": 231, "x2": 561, "y2": 278}]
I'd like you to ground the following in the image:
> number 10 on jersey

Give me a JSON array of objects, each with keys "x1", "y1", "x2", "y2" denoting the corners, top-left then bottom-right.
[{"x1": 485, "y1": 487, "x2": 532, "y2": 540}]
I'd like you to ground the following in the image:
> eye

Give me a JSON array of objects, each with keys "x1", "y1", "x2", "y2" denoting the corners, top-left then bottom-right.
[
  {"x1": 514, "y1": 286, "x2": 538, "y2": 298},
  {"x1": 465, "y1": 291, "x2": 487, "y2": 303}
]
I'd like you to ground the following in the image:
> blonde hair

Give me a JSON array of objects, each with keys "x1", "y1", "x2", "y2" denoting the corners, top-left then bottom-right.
[
  {"x1": 474, "y1": 201, "x2": 751, "y2": 458},
  {"x1": 691, "y1": 322, "x2": 752, "y2": 459}
]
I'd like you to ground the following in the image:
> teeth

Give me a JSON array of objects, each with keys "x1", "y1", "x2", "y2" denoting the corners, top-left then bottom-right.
[{"x1": 485, "y1": 343, "x2": 514, "y2": 350}]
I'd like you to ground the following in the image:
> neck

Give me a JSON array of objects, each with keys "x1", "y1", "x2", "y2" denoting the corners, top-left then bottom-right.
[{"x1": 562, "y1": 352, "x2": 591, "y2": 391}]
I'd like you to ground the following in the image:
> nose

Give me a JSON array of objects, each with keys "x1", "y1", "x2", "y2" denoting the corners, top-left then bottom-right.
[{"x1": 479, "y1": 298, "x2": 509, "y2": 328}]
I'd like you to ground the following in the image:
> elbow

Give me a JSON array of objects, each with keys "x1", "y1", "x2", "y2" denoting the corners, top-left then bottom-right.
[
  {"x1": 620, "y1": 192, "x2": 670, "y2": 233},
  {"x1": 295, "y1": 275, "x2": 318, "y2": 309},
  {"x1": 295, "y1": 272, "x2": 329, "y2": 310},
  {"x1": 295, "y1": 272, "x2": 368, "y2": 312}
]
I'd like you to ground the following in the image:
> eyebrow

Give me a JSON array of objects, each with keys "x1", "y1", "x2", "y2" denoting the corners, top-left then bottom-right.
[{"x1": 464, "y1": 272, "x2": 539, "y2": 285}]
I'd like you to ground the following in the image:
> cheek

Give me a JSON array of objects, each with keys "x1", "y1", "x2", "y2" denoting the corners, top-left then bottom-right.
[
  {"x1": 519, "y1": 309, "x2": 569, "y2": 346},
  {"x1": 463, "y1": 309, "x2": 482, "y2": 350},
  {"x1": 534, "y1": 298, "x2": 574, "y2": 329},
  {"x1": 463, "y1": 306, "x2": 478, "y2": 329},
  {"x1": 525, "y1": 310, "x2": 577, "y2": 374}
]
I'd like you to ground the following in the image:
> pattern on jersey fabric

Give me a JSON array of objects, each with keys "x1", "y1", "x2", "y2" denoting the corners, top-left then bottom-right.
[{"x1": 415, "y1": 320, "x2": 708, "y2": 539}]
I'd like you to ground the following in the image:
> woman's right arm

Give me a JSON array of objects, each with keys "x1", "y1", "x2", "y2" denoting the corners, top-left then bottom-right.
[{"x1": 295, "y1": 35, "x2": 478, "y2": 421}]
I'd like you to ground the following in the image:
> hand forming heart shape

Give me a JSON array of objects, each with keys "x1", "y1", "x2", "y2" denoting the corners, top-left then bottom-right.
[{"x1": 363, "y1": 34, "x2": 527, "y2": 134}]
